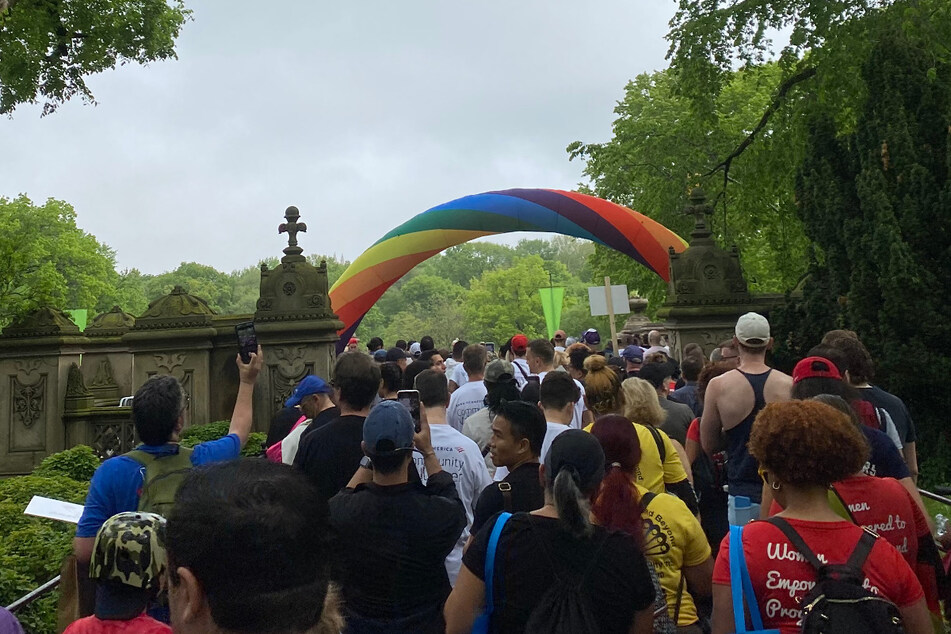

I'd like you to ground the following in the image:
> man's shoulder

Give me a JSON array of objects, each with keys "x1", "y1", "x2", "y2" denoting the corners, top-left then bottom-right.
[
  {"x1": 91, "y1": 454, "x2": 141, "y2": 483},
  {"x1": 435, "y1": 425, "x2": 482, "y2": 454}
]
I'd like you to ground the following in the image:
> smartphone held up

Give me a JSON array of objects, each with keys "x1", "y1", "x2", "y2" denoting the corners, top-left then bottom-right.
[
  {"x1": 397, "y1": 389, "x2": 421, "y2": 433},
  {"x1": 235, "y1": 321, "x2": 258, "y2": 364}
]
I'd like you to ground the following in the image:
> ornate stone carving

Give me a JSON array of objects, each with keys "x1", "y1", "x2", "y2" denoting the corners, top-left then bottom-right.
[
  {"x1": 65, "y1": 362, "x2": 95, "y2": 412},
  {"x1": 86, "y1": 306, "x2": 135, "y2": 337},
  {"x1": 133, "y1": 286, "x2": 217, "y2": 330},
  {"x1": 256, "y1": 206, "x2": 338, "y2": 323},
  {"x1": 90, "y1": 358, "x2": 119, "y2": 390},
  {"x1": 268, "y1": 345, "x2": 313, "y2": 408},
  {"x1": 154, "y1": 353, "x2": 187, "y2": 374},
  {"x1": 665, "y1": 188, "x2": 751, "y2": 307},
  {"x1": 92, "y1": 420, "x2": 136, "y2": 459},
  {"x1": 12, "y1": 375, "x2": 46, "y2": 428},
  {"x1": 65, "y1": 363, "x2": 92, "y2": 398},
  {"x1": 1, "y1": 307, "x2": 81, "y2": 339},
  {"x1": 88, "y1": 357, "x2": 121, "y2": 404}
]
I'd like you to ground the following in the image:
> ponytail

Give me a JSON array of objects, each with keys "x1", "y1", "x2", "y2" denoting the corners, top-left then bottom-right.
[
  {"x1": 591, "y1": 465, "x2": 644, "y2": 549},
  {"x1": 552, "y1": 467, "x2": 593, "y2": 539}
]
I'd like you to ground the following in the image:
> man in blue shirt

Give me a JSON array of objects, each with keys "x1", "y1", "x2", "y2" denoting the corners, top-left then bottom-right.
[{"x1": 73, "y1": 347, "x2": 264, "y2": 565}]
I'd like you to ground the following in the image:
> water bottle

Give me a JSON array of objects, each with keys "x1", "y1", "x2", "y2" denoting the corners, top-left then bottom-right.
[
  {"x1": 936, "y1": 514, "x2": 948, "y2": 538},
  {"x1": 732, "y1": 495, "x2": 755, "y2": 525}
]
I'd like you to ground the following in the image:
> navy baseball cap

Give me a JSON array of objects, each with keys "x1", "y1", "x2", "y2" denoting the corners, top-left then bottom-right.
[
  {"x1": 363, "y1": 400, "x2": 415, "y2": 456},
  {"x1": 621, "y1": 345, "x2": 644, "y2": 362},
  {"x1": 285, "y1": 376, "x2": 332, "y2": 407}
]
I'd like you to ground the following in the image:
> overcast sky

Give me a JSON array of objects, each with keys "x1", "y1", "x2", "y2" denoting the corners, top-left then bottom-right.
[{"x1": 2, "y1": 1, "x2": 673, "y2": 274}]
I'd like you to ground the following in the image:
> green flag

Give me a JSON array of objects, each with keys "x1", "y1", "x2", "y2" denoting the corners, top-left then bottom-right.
[
  {"x1": 65, "y1": 309, "x2": 88, "y2": 331},
  {"x1": 538, "y1": 287, "x2": 564, "y2": 340}
]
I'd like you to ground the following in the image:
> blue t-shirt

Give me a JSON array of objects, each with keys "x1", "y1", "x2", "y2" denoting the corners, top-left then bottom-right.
[{"x1": 76, "y1": 435, "x2": 241, "y2": 538}]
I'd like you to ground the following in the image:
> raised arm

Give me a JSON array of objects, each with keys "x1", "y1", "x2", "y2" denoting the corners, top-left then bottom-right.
[{"x1": 229, "y1": 345, "x2": 263, "y2": 447}]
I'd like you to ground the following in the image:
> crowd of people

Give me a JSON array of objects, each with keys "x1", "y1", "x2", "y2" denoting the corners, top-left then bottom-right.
[{"x1": 19, "y1": 313, "x2": 941, "y2": 634}]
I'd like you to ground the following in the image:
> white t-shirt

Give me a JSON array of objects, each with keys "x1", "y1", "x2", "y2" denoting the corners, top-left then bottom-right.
[
  {"x1": 413, "y1": 423, "x2": 492, "y2": 586},
  {"x1": 450, "y1": 363, "x2": 468, "y2": 389},
  {"x1": 511, "y1": 357, "x2": 532, "y2": 390},
  {"x1": 445, "y1": 357, "x2": 461, "y2": 376},
  {"x1": 447, "y1": 380, "x2": 487, "y2": 431},
  {"x1": 537, "y1": 370, "x2": 585, "y2": 429},
  {"x1": 279, "y1": 418, "x2": 312, "y2": 465},
  {"x1": 494, "y1": 421, "x2": 569, "y2": 481}
]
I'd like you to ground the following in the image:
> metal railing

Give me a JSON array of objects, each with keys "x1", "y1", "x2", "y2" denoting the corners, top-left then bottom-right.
[{"x1": 5, "y1": 575, "x2": 60, "y2": 613}]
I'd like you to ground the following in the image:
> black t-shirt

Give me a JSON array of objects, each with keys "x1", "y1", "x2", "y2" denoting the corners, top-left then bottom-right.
[
  {"x1": 860, "y1": 385, "x2": 917, "y2": 444},
  {"x1": 328, "y1": 472, "x2": 466, "y2": 631},
  {"x1": 300, "y1": 406, "x2": 341, "y2": 438},
  {"x1": 264, "y1": 406, "x2": 303, "y2": 448},
  {"x1": 294, "y1": 414, "x2": 365, "y2": 503},
  {"x1": 471, "y1": 463, "x2": 544, "y2": 534},
  {"x1": 463, "y1": 513, "x2": 654, "y2": 634}
]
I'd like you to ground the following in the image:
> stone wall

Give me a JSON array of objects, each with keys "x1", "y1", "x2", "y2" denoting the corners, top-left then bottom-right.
[{"x1": 0, "y1": 206, "x2": 341, "y2": 475}]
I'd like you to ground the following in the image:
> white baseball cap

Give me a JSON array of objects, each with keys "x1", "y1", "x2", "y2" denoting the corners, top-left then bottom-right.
[{"x1": 735, "y1": 312, "x2": 770, "y2": 347}]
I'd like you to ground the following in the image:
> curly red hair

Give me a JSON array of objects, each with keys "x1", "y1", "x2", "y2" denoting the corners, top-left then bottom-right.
[{"x1": 749, "y1": 400, "x2": 869, "y2": 487}]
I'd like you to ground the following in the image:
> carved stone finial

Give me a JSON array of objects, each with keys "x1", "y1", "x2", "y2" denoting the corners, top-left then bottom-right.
[
  {"x1": 684, "y1": 187, "x2": 713, "y2": 241},
  {"x1": 278, "y1": 206, "x2": 307, "y2": 262}
]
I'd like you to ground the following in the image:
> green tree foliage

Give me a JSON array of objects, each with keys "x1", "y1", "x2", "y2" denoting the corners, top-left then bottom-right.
[
  {"x1": 0, "y1": 0, "x2": 190, "y2": 115},
  {"x1": 778, "y1": 27, "x2": 951, "y2": 479},
  {"x1": 570, "y1": 66, "x2": 811, "y2": 310},
  {"x1": 666, "y1": 0, "x2": 950, "y2": 121},
  {"x1": 0, "y1": 195, "x2": 117, "y2": 328}
]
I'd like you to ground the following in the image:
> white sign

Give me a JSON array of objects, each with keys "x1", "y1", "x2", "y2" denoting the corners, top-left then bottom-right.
[
  {"x1": 588, "y1": 284, "x2": 629, "y2": 316},
  {"x1": 24, "y1": 495, "x2": 84, "y2": 524}
]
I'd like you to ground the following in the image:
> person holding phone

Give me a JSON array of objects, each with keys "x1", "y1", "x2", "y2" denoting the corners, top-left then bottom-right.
[
  {"x1": 413, "y1": 370, "x2": 492, "y2": 586},
  {"x1": 328, "y1": 400, "x2": 467, "y2": 634}
]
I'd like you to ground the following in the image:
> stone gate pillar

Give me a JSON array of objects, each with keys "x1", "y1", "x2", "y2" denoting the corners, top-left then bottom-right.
[
  {"x1": 252, "y1": 206, "x2": 343, "y2": 428},
  {"x1": 658, "y1": 188, "x2": 783, "y2": 358}
]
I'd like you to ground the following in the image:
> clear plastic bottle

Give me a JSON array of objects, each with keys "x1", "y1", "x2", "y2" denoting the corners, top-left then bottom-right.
[{"x1": 935, "y1": 513, "x2": 948, "y2": 538}]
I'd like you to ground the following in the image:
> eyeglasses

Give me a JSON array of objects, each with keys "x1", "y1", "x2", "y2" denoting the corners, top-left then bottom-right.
[{"x1": 757, "y1": 467, "x2": 768, "y2": 485}]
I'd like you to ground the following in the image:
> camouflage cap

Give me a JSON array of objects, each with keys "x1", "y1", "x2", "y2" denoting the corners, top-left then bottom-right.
[{"x1": 90, "y1": 511, "x2": 168, "y2": 591}]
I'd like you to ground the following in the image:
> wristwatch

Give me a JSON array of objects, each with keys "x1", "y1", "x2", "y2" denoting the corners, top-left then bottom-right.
[{"x1": 359, "y1": 456, "x2": 374, "y2": 471}]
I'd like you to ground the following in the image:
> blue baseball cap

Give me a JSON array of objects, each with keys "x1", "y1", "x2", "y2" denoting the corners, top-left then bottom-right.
[
  {"x1": 285, "y1": 376, "x2": 332, "y2": 407},
  {"x1": 363, "y1": 400, "x2": 415, "y2": 456}
]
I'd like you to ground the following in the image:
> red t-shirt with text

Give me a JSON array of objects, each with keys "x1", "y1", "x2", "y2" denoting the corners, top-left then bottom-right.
[
  {"x1": 63, "y1": 614, "x2": 171, "y2": 634},
  {"x1": 713, "y1": 518, "x2": 923, "y2": 634}
]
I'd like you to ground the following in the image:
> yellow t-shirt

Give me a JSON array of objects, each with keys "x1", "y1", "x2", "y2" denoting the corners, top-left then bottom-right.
[
  {"x1": 636, "y1": 483, "x2": 711, "y2": 625},
  {"x1": 583, "y1": 422, "x2": 688, "y2": 493}
]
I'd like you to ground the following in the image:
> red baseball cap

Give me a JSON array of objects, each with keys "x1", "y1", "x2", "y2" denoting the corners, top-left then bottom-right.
[
  {"x1": 511, "y1": 334, "x2": 528, "y2": 353},
  {"x1": 553, "y1": 330, "x2": 567, "y2": 340},
  {"x1": 348, "y1": 337, "x2": 359, "y2": 346},
  {"x1": 792, "y1": 356, "x2": 841, "y2": 383}
]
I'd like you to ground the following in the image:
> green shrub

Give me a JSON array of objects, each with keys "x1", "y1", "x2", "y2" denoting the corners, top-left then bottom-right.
[
  {"x1": 32, "y1": 445, "x2": 101, "y2": 481},
  {"x1": 180, "y1": 421, "x2": 267, "y2": 457},
  {"x1": 0, "y1": 474, "x2": 88, "y2": 634}
]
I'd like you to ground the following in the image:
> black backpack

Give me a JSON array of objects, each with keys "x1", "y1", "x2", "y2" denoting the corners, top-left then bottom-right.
[
  {"x1": 523, "y1": 521, "x2": 607, "y2": 633},
  {"x1": 767, "y1": 517, "x2": 905, "y2": 634}
]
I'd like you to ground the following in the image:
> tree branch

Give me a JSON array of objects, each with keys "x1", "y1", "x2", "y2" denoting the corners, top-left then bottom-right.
[{"x1": 703, "y1": 66, "x2": 818, "y2": 178}]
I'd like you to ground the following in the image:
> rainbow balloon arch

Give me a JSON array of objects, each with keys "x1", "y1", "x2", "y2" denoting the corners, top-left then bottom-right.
[{"x1": 329, "y1": 188, "x2": 688, "y2": 352}]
